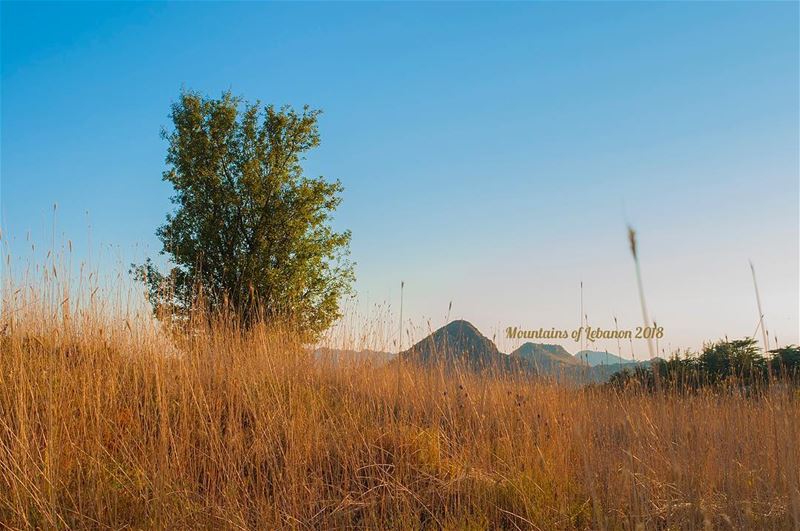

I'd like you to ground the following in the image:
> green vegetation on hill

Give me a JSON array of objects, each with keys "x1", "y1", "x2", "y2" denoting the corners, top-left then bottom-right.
[{"x1": 609, "y1": 339, "x2": 800, "y2": 390}]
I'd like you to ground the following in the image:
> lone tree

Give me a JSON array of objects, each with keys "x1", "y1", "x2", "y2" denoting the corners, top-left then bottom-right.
[{"x1": 135, "y1": 91, "x2": 354, "y2": 338}]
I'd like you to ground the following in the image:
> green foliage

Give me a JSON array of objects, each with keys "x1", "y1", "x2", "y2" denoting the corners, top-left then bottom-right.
[
  {"x1": 608, "y1": 339, "x2": 800, "y2": 391},
  {"x1": 770, "y1": 345, "x2": 800, "y2": 376},
  {"x1": 697, "y1": 338, "x2": 766, "y2": 383},
  {"x1": 134, "y1": 91, "x2": 354, "y2": 339}
]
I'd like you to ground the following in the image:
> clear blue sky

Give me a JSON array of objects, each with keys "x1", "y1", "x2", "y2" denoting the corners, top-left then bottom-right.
[{"x1": 2, "y1": 2, "x2": 798, "y2": 353}]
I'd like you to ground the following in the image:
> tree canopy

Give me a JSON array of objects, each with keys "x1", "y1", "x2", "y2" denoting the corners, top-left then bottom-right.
[
  {"x1": 135, "y1": 91, "x2": 354, "y2": 339},
  {"x1": 608, "y1": 338, "x2": 800, "y2": 391}
]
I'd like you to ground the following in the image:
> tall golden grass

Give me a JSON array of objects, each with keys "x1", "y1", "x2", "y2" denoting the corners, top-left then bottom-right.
[{"x1": 1, "y1": 265, "x2": 799, "y2": 529}]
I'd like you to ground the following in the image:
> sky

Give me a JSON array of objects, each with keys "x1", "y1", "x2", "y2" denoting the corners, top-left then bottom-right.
[{"x1": 2, "y1": 2, "x2": 798, "y2": 355}]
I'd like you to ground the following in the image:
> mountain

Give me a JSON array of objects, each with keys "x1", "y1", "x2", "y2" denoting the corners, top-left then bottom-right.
[
  {"x1": 398, "y1": 320, "x2": 655, "y2": 381},
  {"x1": 400, "y1": 320, "x2": 533, "y2": 373},
  {"x1": 511, "y1": 343, "x2": 585, "y2": 373},
  {"x1": 400, "y1": 320, "x2": 500, "y2": 367},
  {"x1": 574, "y1": 350, "x2": 635, "y2": 367}
]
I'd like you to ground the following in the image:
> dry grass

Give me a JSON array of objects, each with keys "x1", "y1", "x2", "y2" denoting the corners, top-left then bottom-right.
[{"x1": 1, "y1": 275, "x2": 799, "y2": 529}]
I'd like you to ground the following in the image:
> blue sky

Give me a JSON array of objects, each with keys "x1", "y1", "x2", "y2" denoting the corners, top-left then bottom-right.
[{"x1": 2, "y1": 2, "x2": 798, "y2": 353}]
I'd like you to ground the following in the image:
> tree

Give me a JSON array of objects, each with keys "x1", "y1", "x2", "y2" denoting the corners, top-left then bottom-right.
[
  {"x1": 134, "y1": 91, "x2": 354, "y2": 339},
  {"x1": 698, "y1": 338, "x2": 764, "y2": 382},
  {"x1": 606, "y1": 338, "x2": 800, "y2": 391},
  {"x1": 769, "y1": 345, "x2": 800, "y2": 378}
]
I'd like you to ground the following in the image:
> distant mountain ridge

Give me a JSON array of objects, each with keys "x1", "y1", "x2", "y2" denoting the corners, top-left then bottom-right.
[
  {"x1": 575, "y1": 350, "x2": 635, "y2": 367},
  {"x1": 398, "y1": 320, "x2": 652, "y2": 381},
  {"x1": 313, "y1": 347, "x2": 395, "y2": 366}
]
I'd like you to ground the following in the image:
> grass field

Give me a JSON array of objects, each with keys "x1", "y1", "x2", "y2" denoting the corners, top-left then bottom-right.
[{"x1": 1, "y1": 275, "x2": 799, "y2": 529}]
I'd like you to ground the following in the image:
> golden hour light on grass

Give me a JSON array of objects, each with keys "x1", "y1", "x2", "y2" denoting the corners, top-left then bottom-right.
[
  {"x1": 1, "y1": 245, "x2": 799, "y2": 528},
  {"x1": 2, "y1": 2, "x2": 798, "y2": 529}
]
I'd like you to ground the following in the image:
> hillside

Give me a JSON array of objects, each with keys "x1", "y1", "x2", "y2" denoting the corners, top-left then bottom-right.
[
  {"x1": 511, "y1": 343, "x2": 585, "y2": 373},
  {"x1": 400, "y1": 320, "x2": 535, "y2": 373},
  {"x1": 399, "y1": 321, "x2": 659, "y2": 382}
]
